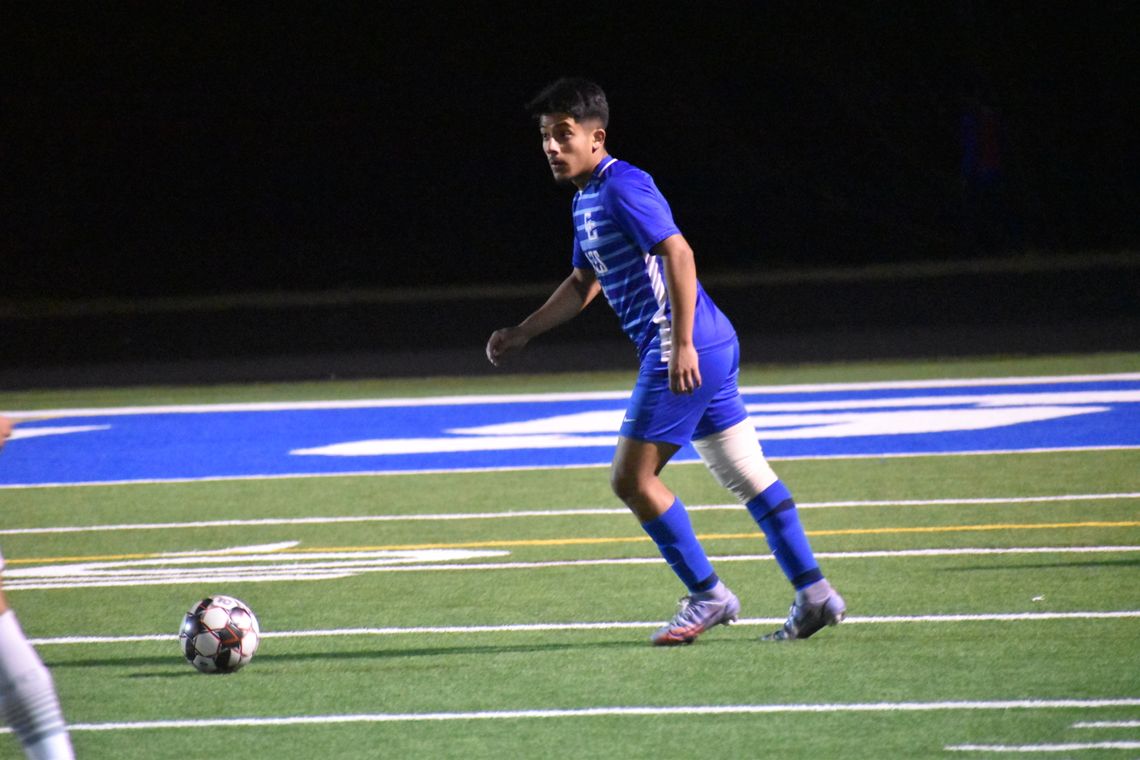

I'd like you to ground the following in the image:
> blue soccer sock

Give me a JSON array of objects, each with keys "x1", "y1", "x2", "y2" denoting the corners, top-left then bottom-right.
[
  {"x1": 746, "y1": 480, "x2": 824, "y2": 590},
  {"x1": 642, "y1": 498, "x2": 719, "y2": 594}
]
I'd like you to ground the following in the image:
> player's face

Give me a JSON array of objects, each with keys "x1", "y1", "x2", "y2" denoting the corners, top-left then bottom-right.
[{"x1": 539, "y1": 113, "x2": 605, "y2": 189}]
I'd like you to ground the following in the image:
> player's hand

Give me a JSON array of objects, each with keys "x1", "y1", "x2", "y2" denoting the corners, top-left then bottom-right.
[
  {"x1": 485, "y1": 327, "x2": 529, "y2": 367},
  {"x1": 669, "y1": 344, "x2": 701, "y2": 394},
  {"x1": 0, "y1": 416, "x2": 11, "y2": 451}
]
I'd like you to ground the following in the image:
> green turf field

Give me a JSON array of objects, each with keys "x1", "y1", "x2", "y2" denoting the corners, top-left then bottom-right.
[{"x1": 2, "y1": 352, "x2": 1138, "y2": 758}]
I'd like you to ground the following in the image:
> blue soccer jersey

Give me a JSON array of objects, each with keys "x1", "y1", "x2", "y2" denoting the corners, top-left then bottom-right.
[{"x1": 571, "y1": 157, "x2": 736, "y2": 361}]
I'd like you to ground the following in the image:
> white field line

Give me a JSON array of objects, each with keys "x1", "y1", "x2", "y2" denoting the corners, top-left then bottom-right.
[
  {"x1": 28, "y1": 610, "x2": 1140, "y2": 646},
  {"x1": 3, "y1": 492, "x2": 1137, "y2": 536},
  {"x1": 1073, "y1": 720, "x2": 1140, "y2": 728},
  {"x1": 4, "y1": 445, "x2": 1140, "y2": 490},
  {"x1": 5, "y1": 372, "x2": 1137, "y2": 419},
  {"x1": 946, "y1": 742, "x2": 1140, "y2": 752},
  {"x1": 1, "y1": 698, "x2": 1138, "y2": 734},
  {"x1": 8, "y1": 546, "x2": 1140, "y2": 591},
  {"x1": 8, "y1": 546, "x2": 1140, "y2": 592},
  {"x1": 5, "y1": 372, "x2": 1139, "y2": 419}
]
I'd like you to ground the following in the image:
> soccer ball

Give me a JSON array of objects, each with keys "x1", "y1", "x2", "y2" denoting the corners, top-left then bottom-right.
[{"x1": 179, "y1": 595, "x2": 261, "y2": 674}]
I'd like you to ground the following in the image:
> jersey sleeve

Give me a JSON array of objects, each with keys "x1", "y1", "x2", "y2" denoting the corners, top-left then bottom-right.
[
  {"x1": 606, "y1": 170, "x2": 681, "y2": 253},
  {"x1": 571, "y1": 233, "x2": 588, "y2": 268}
]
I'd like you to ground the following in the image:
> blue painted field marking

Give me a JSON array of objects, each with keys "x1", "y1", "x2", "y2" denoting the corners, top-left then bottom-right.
[{"x1": 2, "y1": 374, "x2": 1139, "y2": 487}]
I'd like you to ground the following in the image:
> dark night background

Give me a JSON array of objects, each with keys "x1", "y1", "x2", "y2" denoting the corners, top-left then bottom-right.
[{"x1": 2, "y1": 4, "x2": 1137, "y2": 386}]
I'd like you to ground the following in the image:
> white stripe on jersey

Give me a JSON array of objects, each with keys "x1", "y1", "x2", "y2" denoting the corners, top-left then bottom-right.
[
  {"x1": 602, "y1": 258, "x2": 642, "y2": 279},
  {"x1": 644, "y1": 252, "x2": 670, "y2": 361}
]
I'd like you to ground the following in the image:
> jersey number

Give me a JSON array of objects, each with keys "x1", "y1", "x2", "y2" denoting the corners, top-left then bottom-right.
[{"x1": 583, "y1": 249, "x2": 608, "y2": 273}]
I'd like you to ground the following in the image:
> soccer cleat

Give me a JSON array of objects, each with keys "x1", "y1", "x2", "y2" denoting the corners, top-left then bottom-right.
[
  {"x1": 650, "y1": 583, "x2": 740, "y2": 646},
  {"x1": 762, "y1": 588, "x2": 846, "y2": 641}
]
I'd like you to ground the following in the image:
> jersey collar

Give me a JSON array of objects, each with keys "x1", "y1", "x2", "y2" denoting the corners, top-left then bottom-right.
[
  {"x1": 577, "y1": 156, "x2": 618, "y2": 195},
  {"x1": 593, "y1": 156, "x2": 618, "y2": 180}
]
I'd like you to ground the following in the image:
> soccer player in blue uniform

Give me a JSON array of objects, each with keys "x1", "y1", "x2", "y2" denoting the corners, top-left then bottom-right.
[
  {"x1": 0, "y1": 417, "x2": 76, "y2": 759},
  {"x1": 487, "y1": 78, "x2": 845, "y2": 645}
]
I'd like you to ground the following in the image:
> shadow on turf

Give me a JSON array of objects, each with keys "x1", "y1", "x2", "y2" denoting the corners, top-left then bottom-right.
[
  {"x1": 49, "y1": 638, "x2": 667, "y2": 677},
  {"x1": 258, "y1": 638, "x2": 649, "y2": 662},
  {"x1": 42, "y1": 659, "x2": 201, "y2": 679}
]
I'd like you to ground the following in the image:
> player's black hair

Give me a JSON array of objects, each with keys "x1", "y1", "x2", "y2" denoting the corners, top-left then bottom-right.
[{"x1": 527, "y1": 77, "x2": 609, "y2": 127}]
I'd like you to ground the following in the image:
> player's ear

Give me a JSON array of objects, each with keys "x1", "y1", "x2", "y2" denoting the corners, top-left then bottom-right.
[{"x1": 591, "y1": 126, "x2": 606, "y2": 151}]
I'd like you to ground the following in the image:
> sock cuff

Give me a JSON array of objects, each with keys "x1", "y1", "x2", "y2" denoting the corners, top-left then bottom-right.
[
  {"x1": 792, "y1": 568, "x2": 825, "y2": 590},
  {"x1": 746, "y1": 479, "x2": 794, "y2": 521},
  {"x1": 642, "y1": 497, "x2": 687, "y2": 541},
  {"x1": 691, "y1": 573, "x2": 720, "y2": 594}
]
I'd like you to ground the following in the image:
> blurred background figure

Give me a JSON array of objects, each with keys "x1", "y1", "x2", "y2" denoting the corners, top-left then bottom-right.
[{"x1": 959, "y1": 82, "x2": 1020, "y2": 255}]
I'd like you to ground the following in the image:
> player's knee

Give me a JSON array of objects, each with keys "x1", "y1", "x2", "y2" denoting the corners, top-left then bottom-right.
[
  {"x1": 692, "y1": 420, "x2": 778, "y2": 503},
  {"x1": 611, "y1": 458, "x2": 666, "y2": 507},
  {"x1": 609, "y1": 466, "x2": 643, "y2": 505}
]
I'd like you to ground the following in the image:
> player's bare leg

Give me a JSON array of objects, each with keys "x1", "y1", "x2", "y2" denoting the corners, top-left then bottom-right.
[
  {"x1": 611, "y1": 437, "x2": 739, "y2": 645},
  {"x1": 609, "y1": 436, "x2": 678, "y2": 522}
]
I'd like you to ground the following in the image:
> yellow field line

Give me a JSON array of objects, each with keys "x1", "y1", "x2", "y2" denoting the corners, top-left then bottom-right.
[
  {"x1": 810, "y1": 521, "x2": 1140, "y2": 537},
  {"x1": 297, "y1": 521, "x2": 1140, "y2": 552},
  {"x1": 6, "y1": 521, "x2": 1138, "y2": 564}
]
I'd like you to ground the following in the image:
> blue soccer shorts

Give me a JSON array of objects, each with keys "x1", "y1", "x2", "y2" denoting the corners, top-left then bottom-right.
[{"x1": 619, "y1": 339, "x2": 750, "y2": 447}]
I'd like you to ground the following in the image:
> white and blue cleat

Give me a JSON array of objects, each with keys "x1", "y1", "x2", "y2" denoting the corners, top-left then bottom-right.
[
  {"x1": 763, "y1": 588, "x2": 847, "y2": 641},
  {"x1": 651, "y1": 582, "x2": 741, "y2": 646}
]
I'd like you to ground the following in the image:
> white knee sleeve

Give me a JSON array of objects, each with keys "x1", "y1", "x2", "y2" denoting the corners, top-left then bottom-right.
[{"x1": 692, "y1": 419, "x2": 779, "y2": 504}]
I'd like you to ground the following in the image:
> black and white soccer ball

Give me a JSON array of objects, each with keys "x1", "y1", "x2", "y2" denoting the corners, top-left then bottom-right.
[{"x1": 179, "y1": 595, "x2": 261, "y2": 674}]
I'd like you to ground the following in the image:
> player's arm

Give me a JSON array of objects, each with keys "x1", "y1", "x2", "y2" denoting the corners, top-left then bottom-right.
[
  {"x1": 653, "y1": 233, "x2": 701, "y2": 394},
  {"x1": 0, "y1": 416, "x2": 11, "y2": 451},
  {"x1": 486, "y1": 267, "x2": 600, "y2": 366}
]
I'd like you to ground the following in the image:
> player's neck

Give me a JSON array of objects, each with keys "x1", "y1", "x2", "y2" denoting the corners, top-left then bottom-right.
[{"x1": 572, "y1": 150, "x2": 610, "y2": 190}]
